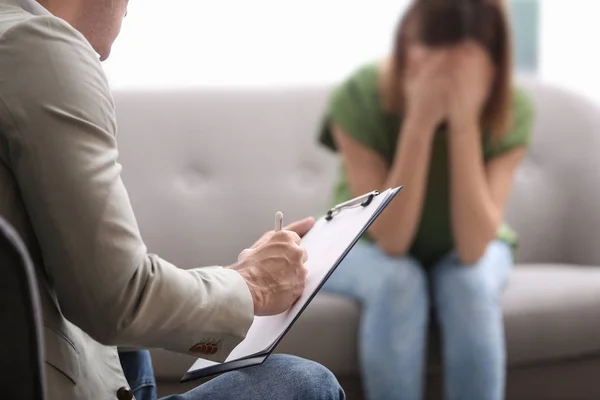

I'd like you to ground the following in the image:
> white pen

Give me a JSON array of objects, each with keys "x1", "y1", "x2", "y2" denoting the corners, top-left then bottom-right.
[{"x1": 275, "y1": 211, "x2": 283, "y2": 231}]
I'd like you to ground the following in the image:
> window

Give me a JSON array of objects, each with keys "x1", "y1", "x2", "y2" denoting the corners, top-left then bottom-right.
[{"x1": 510, "y1": 0, "x2": 539, "y2": 72}]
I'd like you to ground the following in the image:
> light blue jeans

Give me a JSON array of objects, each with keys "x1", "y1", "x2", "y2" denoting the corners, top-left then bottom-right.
[
  {"x1": 119, "y1": 350, "x2": 345, "y2": 400},
  {"x1": 323, "y1": 240, "x2": 512, "y2": 400}
]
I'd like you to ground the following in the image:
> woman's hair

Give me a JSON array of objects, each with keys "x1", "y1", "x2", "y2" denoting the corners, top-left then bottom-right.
[{"x1": 384, "y1": 0, "x2": 513, "y2": 135}]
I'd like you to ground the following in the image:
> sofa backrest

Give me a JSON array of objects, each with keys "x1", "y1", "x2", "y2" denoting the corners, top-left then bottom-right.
[
  {"x1": 114, "y1": 78, "x2": 600, "y2": 268},
  {"x1": 115, "y1": 88, "x2": 338, "y2": 269},
  {"x1": 508, "y1": 78, "x2": 600, "y2": 265}
]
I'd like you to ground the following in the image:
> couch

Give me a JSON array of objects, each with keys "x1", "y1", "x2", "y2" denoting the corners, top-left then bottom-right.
[{"x1": 113, "y1": 77, "x2": 600, "y2": 400}]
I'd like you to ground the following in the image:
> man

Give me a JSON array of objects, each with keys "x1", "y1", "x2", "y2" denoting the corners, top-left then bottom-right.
[{"x1": 0, "y1": 0, "x2": 345, "y2": 399}]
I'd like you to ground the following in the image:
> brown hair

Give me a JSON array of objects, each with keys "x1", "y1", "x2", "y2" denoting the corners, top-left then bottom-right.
[{"x1": 383, "y1": 0, "x2": 513, "y2": 135}]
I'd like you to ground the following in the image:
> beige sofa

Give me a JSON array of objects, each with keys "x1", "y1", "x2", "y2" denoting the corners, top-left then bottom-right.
[{"x1": 113, "y1": 77, "x2": 600, "y2": 400}]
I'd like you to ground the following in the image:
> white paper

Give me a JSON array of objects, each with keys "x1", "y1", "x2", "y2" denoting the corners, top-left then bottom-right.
[{"x1": 188, "y1": 188, "x2": 397, "y2": 373}]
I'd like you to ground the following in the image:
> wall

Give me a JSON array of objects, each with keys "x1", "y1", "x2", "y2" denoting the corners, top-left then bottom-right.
[{"x1": 103, "y1": 1, "x2": 599, "y2": 105}]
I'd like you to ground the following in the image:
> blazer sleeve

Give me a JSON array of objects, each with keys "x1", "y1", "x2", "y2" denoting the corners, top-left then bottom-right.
[{"x1": 0, "y1": 16, "x2": 253, "y2": 361}]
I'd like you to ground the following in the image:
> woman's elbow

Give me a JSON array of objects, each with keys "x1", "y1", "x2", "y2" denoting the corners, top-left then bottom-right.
[
  {"x1": 455, "y1": 236, "x2": 493, "y2": 266},
  {"x1": 457, "y1": 248, "x2": 485, "y2": 266},
  {"x1": 376, "y1": 237, "x2": 410, "y2": 258}
]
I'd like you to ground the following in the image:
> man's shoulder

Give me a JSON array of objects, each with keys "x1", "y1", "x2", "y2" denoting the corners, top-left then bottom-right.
[
  {"x1": 0, "y1": 0, "x2": 34, "y2": 35},
  {"x1": 0, "y1": 3, "x2": 113, "y2": 141},
  {"x1": 0, "y1": 6, "x2": 104, "y2": 97},
  {"x1": 0, "y1": 5, "x2": 87, "y2": 49},
  {"x1": 0, "y1": 0, "x2": 96, "y2": 66},
  {"x1": 0, "y1": 0, "x2": 57, "y2": 34}
]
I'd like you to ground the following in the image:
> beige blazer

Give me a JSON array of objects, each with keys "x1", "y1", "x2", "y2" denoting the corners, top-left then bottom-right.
[{"x1": 0, "y1": 1, "x2": 254, "y2": 398}]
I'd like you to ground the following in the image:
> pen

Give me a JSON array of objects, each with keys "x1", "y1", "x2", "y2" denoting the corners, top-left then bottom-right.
[{"x1": 275, "y1": 211, "x2": 283, "y2": 231}]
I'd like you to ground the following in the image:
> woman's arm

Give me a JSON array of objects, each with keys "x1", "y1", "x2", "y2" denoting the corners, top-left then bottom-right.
[
  {"x1": 331, "y1": 55, "x2": 451, "y2": 256},
  {"x1": 448, "y1": 121, "x2": 526, "y2": 264},
  {"x1": 448, "y1": 43, "x2": 528, "y2": 263},
  {"x1": 333, "y1": 115, "x2": 436, "y2": 257}
]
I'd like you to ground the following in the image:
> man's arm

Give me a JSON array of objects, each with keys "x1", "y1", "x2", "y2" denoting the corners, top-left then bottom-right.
[{"x1": 0, "y1": 16, "x2": 253, "y2": 360}]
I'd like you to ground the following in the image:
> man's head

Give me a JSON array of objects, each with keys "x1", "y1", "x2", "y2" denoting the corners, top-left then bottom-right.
[{"x1": 38, "y1": 0, "x2": 129, "y2": 61}]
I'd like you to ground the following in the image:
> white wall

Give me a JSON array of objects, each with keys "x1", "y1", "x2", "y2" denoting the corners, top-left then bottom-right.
[
  {"x1": 103, "y1": 1, "x2": 600, "y2": 105},
  {"x1": 103, "y1": 0, "x2": 407, "y2": 88},
  {"x1": 539, "y1": 0, "x2": 600, "y2": 104}
]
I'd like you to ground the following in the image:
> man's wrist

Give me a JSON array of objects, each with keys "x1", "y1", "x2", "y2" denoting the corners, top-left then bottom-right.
[{"x1": 234, "y1": 267, "x2": 263, "y2": 314}]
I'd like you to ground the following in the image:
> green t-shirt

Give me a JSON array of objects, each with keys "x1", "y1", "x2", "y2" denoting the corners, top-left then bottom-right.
[{"x1": 319, "y1": 62, "x2": 535, "y2": 266}]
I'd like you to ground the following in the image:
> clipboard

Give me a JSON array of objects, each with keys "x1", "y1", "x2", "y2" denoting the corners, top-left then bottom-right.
[{"x1": 181, "y1": 186, "x2": 402, "y2": 382}]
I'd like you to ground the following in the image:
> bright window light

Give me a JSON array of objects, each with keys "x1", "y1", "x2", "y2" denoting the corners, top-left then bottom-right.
[
  {"x1": 539, "y1": 0, "x2": 600, "y2": 104},
  {"x1": 103, "y1": 0, "x2": 407, "y2": 88},
  {"x1": 103, "y1": 0, "x2": 600, "y2": 106}
]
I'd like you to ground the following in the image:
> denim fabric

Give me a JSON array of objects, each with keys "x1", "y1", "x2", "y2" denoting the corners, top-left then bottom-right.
[
  {"x1": 119, "y1": 351, "x2": 345, "y2": 400},
  {"x1": 324, "y1": 240, "x2": 512, "y2": 400},
  {"x1": 119, "y1": 350, "x2": 157, "y2": 400}
]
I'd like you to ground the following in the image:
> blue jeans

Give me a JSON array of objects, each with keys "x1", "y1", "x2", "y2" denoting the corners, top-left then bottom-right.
[
  {"x1": 118, "y1": 350, "x2": 157, "y2": 400},
  {"x1": 323, "y1": 240, "x2": 512, "y2": 400},
  {"x1": 119, "y1": 350, "x2": 345, "y2": 400}
]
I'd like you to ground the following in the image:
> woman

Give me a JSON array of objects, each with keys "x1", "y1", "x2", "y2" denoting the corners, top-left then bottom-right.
[{"x1": 320, "y1": 1, "x2": 534, "y2": 399}]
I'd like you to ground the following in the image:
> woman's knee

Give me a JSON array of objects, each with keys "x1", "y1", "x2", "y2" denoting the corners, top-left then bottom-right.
[
  {"x1": 436, "y1": 270, "x2": 495, "y2": 315},
  {"x1": 263, "y1": 355, "x2": 344, "y2": 400},
  {"x1": 378, "y1": 255, "x2": 427, "y2": 301},
  {"x1": 432, "y1": 242, "x2": 512, "y2": 309},
  {"x1": 325, "y1": 242, "x2": 426, "y2": 301}
]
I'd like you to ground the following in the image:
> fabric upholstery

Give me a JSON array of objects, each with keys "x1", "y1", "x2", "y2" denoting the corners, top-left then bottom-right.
[
  {"x1": 506, "y1": 80, "x2": 600, "y2": 265},
  {"x1": 116, "y1": 88, "x2": 338, "y2": 269},
  {"x1": 113, "y1": 77, "x2": 600, "y2": 399}
]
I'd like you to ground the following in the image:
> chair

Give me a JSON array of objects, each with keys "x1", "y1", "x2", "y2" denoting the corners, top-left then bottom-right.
[{"x1": 0, "y1": 217, "x2": 46, "y2": 399}]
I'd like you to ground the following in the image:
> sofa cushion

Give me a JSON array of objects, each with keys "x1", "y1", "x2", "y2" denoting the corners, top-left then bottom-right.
[
  {"x1": 502, "y1": 265, "x2": 600, "y2": 365},
  {"x1": 151, "y1": 265, "x2": 600, "y2": 380},
  {"x1": 277, "y1": 265, "x2": 600, "y2": 375},
  {"x1": 505, "y1": 80, "x2": 600, "y2": 266}
]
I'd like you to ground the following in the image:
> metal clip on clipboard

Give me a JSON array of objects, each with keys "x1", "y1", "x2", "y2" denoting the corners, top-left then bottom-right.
[{"x1": 325, "y1": 190, "x2": 380, "y2": 221}]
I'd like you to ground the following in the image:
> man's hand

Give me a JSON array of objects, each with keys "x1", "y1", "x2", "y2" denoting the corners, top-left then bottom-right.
[{"x1": 228, "y1": 217, "x2": 315, "y2": 316}]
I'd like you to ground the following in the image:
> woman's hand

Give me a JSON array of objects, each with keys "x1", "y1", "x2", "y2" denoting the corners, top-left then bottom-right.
[
  {"x1": 448, "y1": 42, "x2": 494, "y2": 132},
  {"x1": 403, "y1": 48, "x2": 451, "y2": 132}
]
